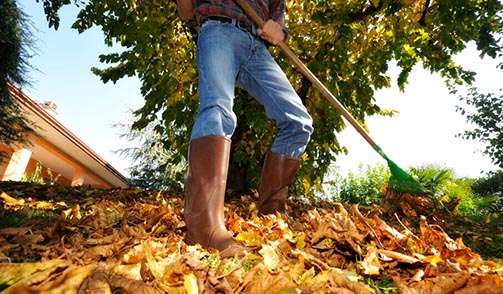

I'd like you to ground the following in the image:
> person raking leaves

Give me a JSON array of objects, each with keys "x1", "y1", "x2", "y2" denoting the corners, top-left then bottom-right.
[{"x1": 176, "y1": 0, "x2": 314, "y2": 258}]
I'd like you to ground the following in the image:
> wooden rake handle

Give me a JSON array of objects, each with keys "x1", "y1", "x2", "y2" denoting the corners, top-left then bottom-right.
[{"x1": 234, "y1": 0, "x2": 385, "y2": 158}]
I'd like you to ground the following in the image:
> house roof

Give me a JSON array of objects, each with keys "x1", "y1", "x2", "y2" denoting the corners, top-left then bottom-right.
[{"x1": 9, "y1": 85, "x2": 129, "y2": 188}]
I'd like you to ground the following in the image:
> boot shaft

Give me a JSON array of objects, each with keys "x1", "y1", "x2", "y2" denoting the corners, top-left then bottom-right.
[
  {"x1": 258, "y1": 152, "x2": 300, "y2": 215},
  {"x1": 184, "y1": 135, "x2": 232, "y2": 248}
]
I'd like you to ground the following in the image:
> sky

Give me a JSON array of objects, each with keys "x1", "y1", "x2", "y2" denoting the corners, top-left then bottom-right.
[{"x1": 20, "y1": 2, "x2": 501, "y2": 179}]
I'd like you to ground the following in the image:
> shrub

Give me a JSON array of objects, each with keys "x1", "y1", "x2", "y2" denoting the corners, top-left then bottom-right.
[{"x1": 330, "y1": 163, "x2": 389, "y2": 206}]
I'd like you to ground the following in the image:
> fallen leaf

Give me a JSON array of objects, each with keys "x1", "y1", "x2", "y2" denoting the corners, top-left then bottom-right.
[
  {"x1": 3, "y1": 264, "x2": 96, "y2": 294},
  {"x1": 0, "y1": 259, "x2": 69, "y2": 286},
  {"x1": 1, "y1": 192, "x2": 25, "y2": 207},
  {"x1": 183, "y1": 273, "x2": 198, "y2": 294},
  {"x1": 393, "y1": 272, "x2": 469, "y2": 294},
  {"x1": 110, "y1": 276, "x2": 163, "y2": 294}
]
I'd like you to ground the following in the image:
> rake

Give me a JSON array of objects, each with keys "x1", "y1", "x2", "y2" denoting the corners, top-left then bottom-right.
[{"x1": 235, "y1": 0, "x2": 430, "y2": 195}]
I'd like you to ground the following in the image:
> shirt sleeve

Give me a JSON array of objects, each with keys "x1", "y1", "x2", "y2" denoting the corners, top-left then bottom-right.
[
  {"x1": 269, "y1": 0, "x2": 285, "y2": 25},
  {"x1": 269, "y1": 0, "x2": 288, "y2": 39}
]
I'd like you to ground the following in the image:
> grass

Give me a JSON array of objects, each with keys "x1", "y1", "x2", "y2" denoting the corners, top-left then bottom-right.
[{"x1": 0, "y1": 208, "x2": 58, "y2": 229}]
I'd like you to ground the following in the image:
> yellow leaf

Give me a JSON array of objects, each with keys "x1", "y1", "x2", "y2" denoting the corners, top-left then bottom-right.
[
  {"x1": 0, "y1": 259, "x2": 69, "y2": 286},
  {"x1": 183, "y1": 273, "x2": 198, "y2": 294},
  {"x1": 302, "y1": 179, "x2": 310, "y2": 191},
  {"x1": 0, "y1": 192, "x2": 24, "y2": 206},
  {"x1": 295, "y1": 233, "x2": 306, "y2": 249},
  {"x1": 3, "y1": 264, "x2": 95, "y2": 294},
  {"x1": 234, "y1": 231, "x2": 262, "y2": 247},
  {"x1": 415, "y1": 253, "x2": 444, "y2": 265},
  {"x1": 297, "y1": 267, "x2": 316, "y2": 286},
  {"x1": 259, "y1": 242, "x2": 281, "y2": 272},
  {"x1": 34, "y1": 200, "x2": 57, "y2": 210}
]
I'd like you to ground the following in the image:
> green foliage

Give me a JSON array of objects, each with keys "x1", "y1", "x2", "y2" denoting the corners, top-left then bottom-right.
[
  {"x1": 363, "y1": 278, "x2": 397, "y2": 294},
  {"x1": 0, "y1": 0, "x2": 36, "y2": 160},
  {"x1": 34, "y1": 0, "x2": 76, "y2": 30},
  {"x1": 114, "y1": 121, "x2": 186, "y2": 191},
  {"x1": 0, "y1": 0, "x2": 35, "y2": 88},
  {"x1": 471, "y1": 170, "x2": 503, "y2": 213},
  {"x1": 330, "y1": 163, "x2": 389, "y2": 206},
  {"x1": 411, "y1": 165, "x2": 479, "y2": 214},
  {"x1": 411, "y1": 165, "x2": 455, "y2": 197},
  {"x1": 456, "y1": 88, "x2": 503, "y2": 168},
  {"x1": 37, "y1": 0, "x2": 503, "y2": 196},
  {"x1": 328, "y1": 163, "x2": 488, "y2": 216},
  {"x1": 21, "y1": 161, "x2": 61, "y2": 185},
  {"x1": 408, "y1": 165, "x2": 502, "y2": 216},
  {"x1": 0, "y1": 208, "x2": 57, "y2": 229},
  {"x1": 443, "y1": 178, "x2": 481, "y2": 215},
  {"x1": 472, "y1": 170, "x2": 503, "y2": 197}
]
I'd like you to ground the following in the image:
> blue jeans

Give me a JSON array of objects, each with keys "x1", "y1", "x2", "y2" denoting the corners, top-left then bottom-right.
[{"x1": 191, "y1": 20, "x2": 313, "y2": 158}]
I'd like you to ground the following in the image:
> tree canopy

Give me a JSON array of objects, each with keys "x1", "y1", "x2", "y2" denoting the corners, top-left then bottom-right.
[
  {"x1": 456, "y1": 88, "x2": 503, "y2": 169},
  {"x1": 0, "y1": 0, "x2": 36, "y2": 161},
  {"x1": 36, "y1": 0, "x2": 503, "y2": 195}
]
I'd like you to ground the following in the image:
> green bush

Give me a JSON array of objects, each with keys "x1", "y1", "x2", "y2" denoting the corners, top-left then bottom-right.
[
  {"x1": 330, "y1": 163, "x2": 389, "y2": 206},
  {"x1": 322, "y1": 163, "x2": 502, "y2": 219},
  {"x1": 471, "y1": 170, "x2": 503, "y2": 214}
]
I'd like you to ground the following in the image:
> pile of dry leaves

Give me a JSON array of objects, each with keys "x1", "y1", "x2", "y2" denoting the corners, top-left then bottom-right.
[{"x1": 0, "y1": 181, "x2": 502, "y2": 293}]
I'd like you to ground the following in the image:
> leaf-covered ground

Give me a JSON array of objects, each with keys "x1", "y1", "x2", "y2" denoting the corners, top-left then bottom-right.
[{"x1": 0, "y1": 181, "x2": 502, "y2": 293}]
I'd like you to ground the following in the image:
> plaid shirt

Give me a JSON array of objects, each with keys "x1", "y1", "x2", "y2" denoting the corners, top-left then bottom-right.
[{"x1": 193, "y1": 0, "x2": 286, "y2": 29}]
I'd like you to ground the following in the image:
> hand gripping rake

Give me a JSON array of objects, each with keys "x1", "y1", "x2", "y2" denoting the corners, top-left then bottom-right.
[{"x1": 235, "y1": 0, "x2": 430, "y2": 195}]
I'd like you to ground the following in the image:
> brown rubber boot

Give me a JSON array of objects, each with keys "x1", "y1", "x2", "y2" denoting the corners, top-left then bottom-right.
[
  {"x1": 258, "y1": 152, "x2": 300, "y2": 215},
  {"x1": 184, "y1": 135, "x2": 247, "y2": 258}
]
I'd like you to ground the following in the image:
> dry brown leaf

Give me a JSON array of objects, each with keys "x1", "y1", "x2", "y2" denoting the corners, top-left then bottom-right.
[
  {"x1": 82, "y1": 242, "x2": 124, "y2": 261},
  {"x1": 110, "y1": 276, "x2": 163, "y2": 294},
  {"x1": 309, "y1": 209, "x2": 365, "y2": 255},
  {"x1": 0, "y1": 227, "x2": 33, "y2": 236},
  {"x1": 359, "y1": 246, "x2": 383, "y2": 275},
  {"x1": 193, "y1": 265, "x2": 235, "y2": 294},
  {"x1": 243, "y1": 269, "x2": 297, "y2": 293},
  {"x1": 1, "y1": 183, "x2": 502, "y2": 293},
  {"x1": 122, "y1": 243, "x2": 146, "y2": 264},
  {"x1": 78, "y1": 266, "x2": 112, "y2": 294},
  {"x1": 150, "y1": 204, "x2": 184, "y2": 234},
  {"x1": 419, "y1": 216, "x2": 452, "y2": 253},
  {"x1": 399, "y1": 201, "x2": 417, "y2": 217},
  {"x1": 0, "y1": 259, "x2": 69, "y2": 286},
  {"x1": 3, "y1": 264, "x2": 96, "y2": 294},
  {"x1": 372, "y1": 214, "x2": 408, "y2": 243},
  {"x1": 113, "y1": 264, "x2": 143, "y2": 280},
  {"x1": 11, "y1": 233, "x2": 45, "y2": 244},
  {"x1": 88, "y1": 200, "x2": 126, "y2": 229},
  {"x1": 61, "y1": 204, "x2": 82, "y2": 220},
  {"x1": 324, "y1": 269, "x2": 373, "y2": 294},
  {"x1": 393, "y1": 272, "x2": 469, "y2": 294},
  {"x1": 453, "y1": 274, "x2": 503, "y2": 294},
  {"x1": 85, "y1": 229, "x2": 122, "y2": 246},
  {"x1": 376, "y1": 249, "x2": 423, "y2": 264}
]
